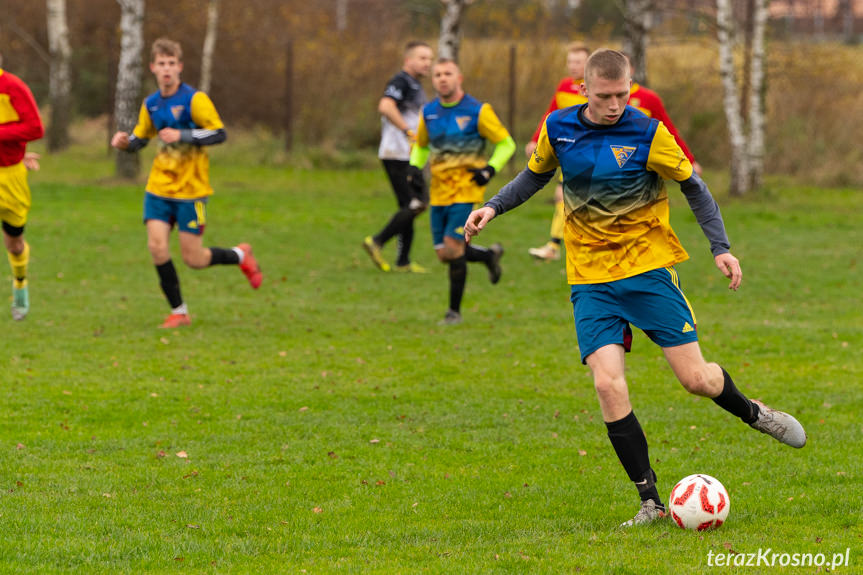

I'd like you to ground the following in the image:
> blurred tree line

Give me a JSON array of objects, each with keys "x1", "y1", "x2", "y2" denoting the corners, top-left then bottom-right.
[{"x1": 1, "y1": 0, "x2": 860, "y2": 186}]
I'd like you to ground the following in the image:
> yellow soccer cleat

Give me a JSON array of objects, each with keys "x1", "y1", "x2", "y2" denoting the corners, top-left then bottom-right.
[
  {"x1": 395, "y1": 262, "x2": 429, "y2": 274},
  {"x1": 362, "y1": 236, "x2": 391, "y2": 272}
]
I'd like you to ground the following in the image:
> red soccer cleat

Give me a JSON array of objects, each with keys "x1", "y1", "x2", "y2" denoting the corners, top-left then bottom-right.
[
  {"x1": 238, "y1": 243, "x2": 263, "y2": 289},
  {"x1": 160, "y1": 313, "x2": 191, "y2": 329}
]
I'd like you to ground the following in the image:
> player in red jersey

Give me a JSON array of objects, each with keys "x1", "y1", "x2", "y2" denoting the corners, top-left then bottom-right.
[
  {"x1": 525, "y1": 43, "x2": 590, "y2": 262},
  {"x1": 0, "y1": 52, "x2": 45, "y2": 321},
  {"x1": 625, "y1": 54, "x2": 702, "y2": 177}
]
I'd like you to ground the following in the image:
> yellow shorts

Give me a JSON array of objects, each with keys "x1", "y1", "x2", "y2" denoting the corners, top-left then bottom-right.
[{"x1": 0, "y1": 162, "x2": 31, "y2": 228}]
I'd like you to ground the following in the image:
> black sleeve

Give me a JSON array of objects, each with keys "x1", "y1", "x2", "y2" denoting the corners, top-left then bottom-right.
[
  {"x1": 125, "y1": 134, "x2": 148, "y2": 152},
  {"x1": 382, "y1": 74, "x2": 411, "y2": 105},
  {"x1": 180, "y1": 128, "x2": 227, "y2": 146},
  {"x1": 484, "y1": 167, "x2": 557, "y2": 216},
  {"x1": 678, "y1": 173, "x2": 731, "y2": 256}
]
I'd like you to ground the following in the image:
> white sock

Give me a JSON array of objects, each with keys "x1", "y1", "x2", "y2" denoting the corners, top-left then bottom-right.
[
  {"x1": 232, "y1": 247, "x2": 244, "y2": 263},
  {"x1": 172, "y1": 303, "x2": 189, "y2": 315}
]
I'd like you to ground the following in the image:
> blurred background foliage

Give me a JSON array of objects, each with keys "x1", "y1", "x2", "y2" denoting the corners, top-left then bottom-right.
[{"x1": 1, "y1": 0, "x2": 861, "y2": 185}]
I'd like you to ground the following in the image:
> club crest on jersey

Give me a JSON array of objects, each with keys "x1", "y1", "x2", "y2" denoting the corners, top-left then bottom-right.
[
  {"x1": 171, "y1": 105, "x2": 185, "y2": 120},
  {"x1": 456, "y1": 116, "x2": 472, "y2": 131},
  {"x1": 610, "y1": 145, "x2": 637, "y2": 168}
]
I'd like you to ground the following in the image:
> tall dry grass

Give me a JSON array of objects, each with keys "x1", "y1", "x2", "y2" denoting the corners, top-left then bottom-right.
[{"x1": 276, "y1": 35, "x2": 861, "y2": 187}]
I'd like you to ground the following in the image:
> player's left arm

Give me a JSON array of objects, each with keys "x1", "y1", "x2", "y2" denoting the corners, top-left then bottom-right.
[
  {"x1": 169, "y1": 91, "x2": 226, "y2": 146},
  {"x1": 647, "y1": 122, "x2": 741, "y2": 290},
  {"x1": 0, "y1": 77, "x2": 44, "y2": 142},
  {"x1": 471, "y1": 104, "x2": 516, "y2": 185}
]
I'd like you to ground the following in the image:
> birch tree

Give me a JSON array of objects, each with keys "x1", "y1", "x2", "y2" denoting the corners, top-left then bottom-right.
[
  {"x1": 621, "y1": 0, "x2": 653, "y2": 85},
  {"x1": 114, "y1": 0, "x2": 145, "y2": 179},
  {"x1": 336, "y1": 0, "x2": 348, "y2": 32},
  {"x1": 46, "y1": 0, "x2": 72, "y2": 151},
  {"x1": 716, "y1": 0, "x2": 767, "y2": 196},
  {"x1": 439, "y1": 0, "x2": 473, "y2": 63},
  {"x1": 200, "y1": 0, "x2": 220, "y2": 93}
]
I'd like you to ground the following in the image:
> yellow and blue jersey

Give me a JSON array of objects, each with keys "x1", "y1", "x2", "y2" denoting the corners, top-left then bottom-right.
[
  {"x1": 132, "y1": 83, "x2": 224, "y2": 200},
  {"x1": 416, "y1": 94, "x2": 511, "y2": 206},
  {"x1": 529, "y1": 104, "x2": 693, "y2": 285}
]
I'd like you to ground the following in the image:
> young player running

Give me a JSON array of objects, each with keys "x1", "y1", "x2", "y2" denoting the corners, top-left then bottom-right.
[
  {"x1": 465, "y1": 49, "x2": 805, "y2": 526},
  {"x1": 0, "y1": 52, "x2": 44, "y2": 321},
  {"x1": 112, "y1": 38, "x2": 261, "y2": 328},
  {"x1": 411, "y1": 59, "x2": 515, "y2": 325},
  {"x1": 362, "y1": 41, "x2": 433, "y2": 273},
  {"x1": 524, "y1": 43, "x2": 590, "y2": 261}
]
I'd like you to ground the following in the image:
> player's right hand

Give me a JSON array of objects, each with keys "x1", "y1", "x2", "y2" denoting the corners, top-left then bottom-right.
[
  {"x1": 22, "y1": 152, "x2": 40, "y2": 171},
  {"x1": 463, "y1": 206, "x2": 496, "y2": 244},
  {"x1": 110, "y1": 131, "x2": 130, "y2": 150}
]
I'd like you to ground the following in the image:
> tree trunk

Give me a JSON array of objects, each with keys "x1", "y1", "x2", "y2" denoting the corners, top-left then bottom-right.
[
  {"x1": 114, "y1": 0, "x2": 145, "y2": 179},
  {"x1": 46, "y1": 0, "x2": 72, "y2": 151},
  {"x1": 716, "y1": 0, "x2": 749, "y2": 196},
  {"x1": 200, "y1": 0, "x2": 220, "y2": 93},
  {"x1": 439, "y1": 0, "x2": 471, "y2": 63},
  {"x1": 621, "y1": 0, "x2": 653, "y2": 85},
  {"x1": 838, "y1": 0, "x2": 855, "y2": 44},
  {"x1": 336, "y1": 0, "x2": 348, "y2": 32},
  {"x1": 746, "y1": 0, "x2": 767, "y2": 191}
]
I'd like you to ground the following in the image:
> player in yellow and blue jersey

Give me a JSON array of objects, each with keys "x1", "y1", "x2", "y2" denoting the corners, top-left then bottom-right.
[
  {"x1": 410, "y1": 59, "x2": 515, "y2": 325},
  {"x1": 465, "y1": 49, "x2": 805, "y2": 526},
  {"x1": 112, "y1": 38, "x2": 262, "y2": 328}
]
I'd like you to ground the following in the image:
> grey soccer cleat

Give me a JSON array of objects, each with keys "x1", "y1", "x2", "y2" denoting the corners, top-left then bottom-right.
[
  {"x1": 438, "y1": 309, "x2": 463, "y2": 326},
  {"x1": 11, "y1": 284, "x2": 29, "y2": 321},
  {"x1": 620, "y1": 499, "x2": 667, "y2": 528},
  {"x1": 749, "y1": 399, "x2": 807, "y2": 448}
]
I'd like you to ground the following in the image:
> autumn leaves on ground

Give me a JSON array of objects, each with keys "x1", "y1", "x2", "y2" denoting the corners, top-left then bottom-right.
[{"x1": 0, "y1": 142, "x2": 860, "y2": 573}]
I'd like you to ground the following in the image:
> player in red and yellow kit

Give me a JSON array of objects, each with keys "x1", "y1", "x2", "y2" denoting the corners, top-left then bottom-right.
[
  {"x1": 112, "y1": 38, "x2": 262, "y2": 328},
  {"x1": 0, "y1": 53, "x2": 44, "y2": 321},
  {"x1": 466, "y1": 49, "x2": 805, "y2": 527},
  {"x1": 525, "y1": 43, "x2": 590, "y2": 261},
  {"x1": 410, "y1": 59, "x2": 515, "y2": 324}
]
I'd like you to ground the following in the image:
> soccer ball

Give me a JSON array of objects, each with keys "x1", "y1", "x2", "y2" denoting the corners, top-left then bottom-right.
[{"x1": 668, "y1": 474, "x2": 730, "y2": 531}]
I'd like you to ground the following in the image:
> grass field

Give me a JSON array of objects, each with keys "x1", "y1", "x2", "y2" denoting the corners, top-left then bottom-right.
[{"x1": 0, "y1": 140, "x2": 861, "y2": 574}]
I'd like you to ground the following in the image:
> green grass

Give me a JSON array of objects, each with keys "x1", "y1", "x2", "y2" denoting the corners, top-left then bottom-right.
[{"x1": 0, "y1": 141, "x2": 860, "y2": 574}]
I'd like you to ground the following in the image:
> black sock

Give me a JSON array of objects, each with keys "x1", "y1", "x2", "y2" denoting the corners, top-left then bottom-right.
[
  {"x1": 448, "y1": 256, "x2": 467, "y2": 313},
  {"x1": 465, "y1": 244, "x2": 492, "y2": 263},
  {"x1": 712, "y1": 368, "x2": 759, "y2": 423},
  {"x1": 396, "y1": 224, "x2": 415, "y2": 267},
  {"x1": 375, "y1": 208, "x2": 414, "y2": 248},
  {"x1": 606, "y1": 411, "x2": 663, "y2": 507},
  {"x1": 551, "y1": 238, "x2": 562, "y2": 245},
  {"x1": 209, "y1": 247, "x2": 240, "y2": 265},
  {"x1": 156, "y1": 260, "x2": 183, "y2": 309}
]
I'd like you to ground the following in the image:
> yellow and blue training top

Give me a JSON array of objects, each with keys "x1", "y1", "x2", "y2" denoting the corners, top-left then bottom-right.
[
  {"x1": 412, "y1": 94, "x2": 513, "y2": 206},
  {"x1": 129, "y1": 83, "x2": 226, "y2": 200},
  {"x1": 486, "y1": 104, "x2": 730, "y2": 285}
]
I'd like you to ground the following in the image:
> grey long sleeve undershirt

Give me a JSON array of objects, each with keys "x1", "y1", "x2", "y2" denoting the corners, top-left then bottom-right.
[{"x1": 485, "y1": 168, "x2": 731, "y2": 257}]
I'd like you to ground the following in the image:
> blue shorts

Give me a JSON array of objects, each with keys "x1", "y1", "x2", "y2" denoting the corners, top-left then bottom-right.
[
  {"x1": 570, "y1": 267, "x2": 698, "y2": 363},
  {"x1": 143, "y1": 193, "x2": 207, "y2": 235},
  {"x1": 430, "y1": 203, "x2": 474, "y2": 248}
]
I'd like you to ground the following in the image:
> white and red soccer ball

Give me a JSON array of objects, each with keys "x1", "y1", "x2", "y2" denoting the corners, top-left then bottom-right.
[{"x1": 668, "y1": 474, "x2": 730, "y2": 531}]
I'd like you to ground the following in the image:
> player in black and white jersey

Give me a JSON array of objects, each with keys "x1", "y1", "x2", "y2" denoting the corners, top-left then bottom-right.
[{"x1": 362, "y1": 41, "x2": 433, "y2": 273}]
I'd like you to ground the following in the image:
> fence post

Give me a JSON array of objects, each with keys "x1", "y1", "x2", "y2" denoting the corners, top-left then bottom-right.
[
  {"x1": 284, "y1": 39, "x2": 294, "y2": 152},
  {"x1": 508, "y1": 43, "x2": 516, "y2": 150},
  {"x1": 107, "y1": 33, "x2": 115, "y2": 156}
]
